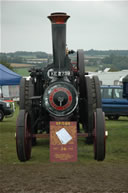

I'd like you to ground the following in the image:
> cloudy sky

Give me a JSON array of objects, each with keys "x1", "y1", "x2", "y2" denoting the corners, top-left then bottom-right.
[{"x1": 1, "y1": 0, "x2": 128, "y2": 53}]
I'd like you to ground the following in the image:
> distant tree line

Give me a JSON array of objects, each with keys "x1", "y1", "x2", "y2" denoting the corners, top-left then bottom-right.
[
  {"x1": 86, "y1": 54, "x2": 128, "y2": 71},
  {"x1": 0, "y1": 50, "x2": 128, "y2": 71},
  {"x1": 0, "y1": 60, "x2": 13, "y2": 70},
  {"x1": 5, "y1": 51, "x2": 49, "y2": 58},
  {"x1": 84, "y1": 49, "x2": 128, "y2": 57},
  {"x1": 0, "y1": 51, "x2": 52, "y2": 64},
  {"x1": 102, "y1": 54, "x2": 128, "y2": 70}
]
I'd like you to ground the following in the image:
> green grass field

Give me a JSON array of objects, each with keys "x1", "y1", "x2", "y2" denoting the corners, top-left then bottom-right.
[
  {"x1": 85, "y1": 65, "x2": 98, "y2": 72},
  {"x1": 0, "y1": 106, "x2": 128, "y2": 164},
  {"x1": 14, "y1": 68, "x2": 30, "y2": 76}
]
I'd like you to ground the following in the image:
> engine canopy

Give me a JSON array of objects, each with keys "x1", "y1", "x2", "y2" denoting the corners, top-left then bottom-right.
[{"x1": 43, "y1": 81, "x2": 78, "y2": 117}]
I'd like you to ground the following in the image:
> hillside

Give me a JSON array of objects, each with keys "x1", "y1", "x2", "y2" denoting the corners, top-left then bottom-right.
[{"x1": 0, "y1": 50, "x2": 128, "y2": 71}]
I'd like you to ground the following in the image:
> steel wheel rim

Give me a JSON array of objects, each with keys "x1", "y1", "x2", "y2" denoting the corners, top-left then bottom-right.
[
  {"x1": 93, "y1": 109, "x2": 106, "y2": 161},
  {"x1": 24, "y1": 112, "x2": 32, "y2": 160},
  {"x1": 16, "y1": 110, "x2": 32, "y2": 161}
]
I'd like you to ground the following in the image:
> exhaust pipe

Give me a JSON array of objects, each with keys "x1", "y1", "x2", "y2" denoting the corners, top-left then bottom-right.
[{"x1": 48, "y1": 12, "x2": 70, "y2": 71}]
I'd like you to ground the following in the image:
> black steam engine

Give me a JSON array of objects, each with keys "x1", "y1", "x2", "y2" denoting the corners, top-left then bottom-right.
[{"x1": 16, "y1": 13, "x2": 106, "y2": 162}]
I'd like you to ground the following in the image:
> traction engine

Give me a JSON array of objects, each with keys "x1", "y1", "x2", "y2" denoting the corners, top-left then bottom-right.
[{"x1": 16, "y1": 12, "x2": 106, "y2": 162}]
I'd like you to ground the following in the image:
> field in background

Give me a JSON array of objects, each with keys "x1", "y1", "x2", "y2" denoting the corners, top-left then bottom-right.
[
  {"x1": 11, "y1": 62, "x2": 99, "y2": 77},
  {"x1": 10, "y1": 63, "x2": 33, "y2": 68},
  {"x1": 14, "y1": 67, "x2": 30, "y2": 76},
  {"x1": 85, "y1": 65, "x2": 98, "y2": 72}
]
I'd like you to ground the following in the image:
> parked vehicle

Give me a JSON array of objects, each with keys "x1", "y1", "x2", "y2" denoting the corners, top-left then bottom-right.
[
  {"x1": 101, "y1": 85, "x2": 128, "y2": 120},
  {"x1": 0, "y1": 100, "x2": 14, "y2": 121}
]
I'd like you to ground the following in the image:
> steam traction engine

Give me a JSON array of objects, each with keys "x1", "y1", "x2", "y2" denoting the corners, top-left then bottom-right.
[{"x1": 16, "y1": 13, "x2": 106, "y2": 162}]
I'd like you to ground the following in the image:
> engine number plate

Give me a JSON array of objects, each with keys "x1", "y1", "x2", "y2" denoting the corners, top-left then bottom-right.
[{"x1": 49, "y1": 71, "x2": 71, "y2": 77}]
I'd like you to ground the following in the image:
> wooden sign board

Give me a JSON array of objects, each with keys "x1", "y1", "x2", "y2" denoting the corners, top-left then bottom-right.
[{"x1": 50, "y1": 121, "x2": 77, "y2": 162}]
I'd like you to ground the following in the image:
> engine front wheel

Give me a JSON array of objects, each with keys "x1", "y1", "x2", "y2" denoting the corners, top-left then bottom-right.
[
  {"x1": 93, "y1": 108, "x2": 106, "y2": 161},
  {"x1": 16, "y1": 110, "x2": 32, "y2": 161},
  {"x1": 0, "y1": 110, "x2": 4, "y2": 121}
]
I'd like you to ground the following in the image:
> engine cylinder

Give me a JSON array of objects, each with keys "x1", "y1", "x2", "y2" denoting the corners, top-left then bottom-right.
[{"x1": 43, "y1": 81, "x2": 78, "y2": 117}]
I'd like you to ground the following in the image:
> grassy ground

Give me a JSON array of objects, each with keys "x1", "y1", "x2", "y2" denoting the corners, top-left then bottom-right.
[
  {"x1": 0, "y1": 106, "x2": 128, "y2": 164},
  {"x1": 14, "y1": 68, "x2": 30, "y2": 76},
  {"x1": 0, "y1": 107, "x2": 128, "y2": 193},
  {"x1": 85, "y1": 65, "x2": 98, "y2": 72}
]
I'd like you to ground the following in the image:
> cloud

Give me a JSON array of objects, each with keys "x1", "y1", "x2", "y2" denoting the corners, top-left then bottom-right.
[{"x1": 1, "y1": 1, "x2": 128, "y2": 52}]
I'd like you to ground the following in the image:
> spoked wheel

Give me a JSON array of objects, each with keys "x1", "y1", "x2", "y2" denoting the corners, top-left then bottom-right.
[
  {"x1": 93, "y1": 108, "x2": 106, "y2": 161},
  {"x1": 77, "y1": 49, "x2": 85, "y2": 98},
  {"x1": 30, "y1": 111, "x2": 37, "y2": 146},
  {"x1": 16, "y1": 110, "x2": 32, "y2": 161}
]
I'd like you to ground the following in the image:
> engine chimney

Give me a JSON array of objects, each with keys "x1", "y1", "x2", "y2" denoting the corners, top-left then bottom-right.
[{"x1": 48, "y1": 12, "x2": 70, "y2": 70}]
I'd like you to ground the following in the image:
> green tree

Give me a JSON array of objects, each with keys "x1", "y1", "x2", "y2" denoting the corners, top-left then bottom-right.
[
  {"x1": 0, "y1": 60, "x2": 13, "y2": 70},
  {"x1": 102, "y1": 54, "x2": 128, "y2": 71}
]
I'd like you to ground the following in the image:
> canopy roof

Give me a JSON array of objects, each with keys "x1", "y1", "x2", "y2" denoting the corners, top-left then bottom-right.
[{"x1": 0, "y1": 64, "x2": 21, "y2": 85}]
